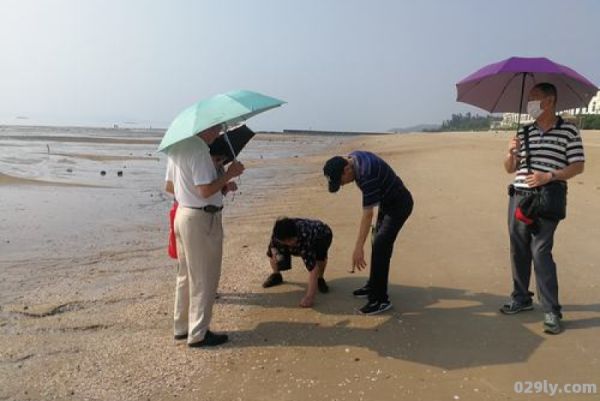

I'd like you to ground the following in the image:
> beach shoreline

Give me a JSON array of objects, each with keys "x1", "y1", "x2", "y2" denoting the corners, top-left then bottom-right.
[{"x1": 2, "y1": 130, "x2": 600, "y2": 401}]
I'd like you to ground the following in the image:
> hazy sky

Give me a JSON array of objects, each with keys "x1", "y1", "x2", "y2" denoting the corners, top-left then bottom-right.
[{"x1": 1, "y1": 0, "x2": 599, "y2": 131}]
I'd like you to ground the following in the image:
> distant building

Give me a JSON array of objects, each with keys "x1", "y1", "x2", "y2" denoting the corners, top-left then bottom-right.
[
  {"x1": 497, "y1": 90, "x2": 600, "y2": 128},
  {"x1": 495, "y1": 112, "x2": 534, "y2": 129},
  {"x1": 565, "y1": 90, "x2": 600, "y2": 115}
]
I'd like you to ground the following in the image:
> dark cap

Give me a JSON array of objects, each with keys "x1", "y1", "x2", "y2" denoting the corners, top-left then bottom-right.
[{"x1": 323, "y1": 156, "x2": 348, "y2": 193}]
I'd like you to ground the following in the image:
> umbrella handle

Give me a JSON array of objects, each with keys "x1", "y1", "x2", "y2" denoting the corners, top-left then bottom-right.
[
  {"x1": 223, "y1": 131, "x2": 237, "y2": 162},
  {"x1": 515, "y1": 72, "x2": 532, "y2": 171},
  {"x1": 223, "y1": 130, "x2": 239, "y2": 202}
]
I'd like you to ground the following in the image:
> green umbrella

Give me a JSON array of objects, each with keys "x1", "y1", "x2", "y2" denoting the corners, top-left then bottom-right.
[{"x1": 158, "y1": 89, "x2": 285, "y2": 152}]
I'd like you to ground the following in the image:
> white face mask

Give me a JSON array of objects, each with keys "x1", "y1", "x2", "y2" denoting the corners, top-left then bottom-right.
[{"x1": 527, "y1": 100, "x2": 544, "y2": 119}]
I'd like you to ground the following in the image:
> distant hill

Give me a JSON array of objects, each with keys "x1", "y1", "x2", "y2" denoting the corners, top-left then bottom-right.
[{"x1": 388, "y1": 124, "x2": 441, "y2": 133}]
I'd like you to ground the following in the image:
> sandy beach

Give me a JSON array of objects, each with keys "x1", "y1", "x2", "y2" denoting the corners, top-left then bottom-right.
[{"x1": 1, "y1": 130, "x2": 600, "y2": 401}]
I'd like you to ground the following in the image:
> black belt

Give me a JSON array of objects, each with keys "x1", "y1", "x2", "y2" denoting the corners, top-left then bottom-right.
[
  {"x1": 187, "y1": 205, "x2": 223, "y2": 213},
  {"x1": 508, "y1": 184, "x2": 535, "y2": 197}
]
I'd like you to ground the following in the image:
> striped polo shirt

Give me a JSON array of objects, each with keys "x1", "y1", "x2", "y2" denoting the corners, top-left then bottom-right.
[
  {"x1": 350, "y1": 151, "x2": 407, "y2": 208},
  {"x1": 513, "y1": 117, "x2": 585, "y2": 189}
]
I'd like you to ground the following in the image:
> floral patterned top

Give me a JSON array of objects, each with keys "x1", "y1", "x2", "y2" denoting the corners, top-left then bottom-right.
[{"x1": 266, "y1": 218, "x2": 332, "y2": 271}]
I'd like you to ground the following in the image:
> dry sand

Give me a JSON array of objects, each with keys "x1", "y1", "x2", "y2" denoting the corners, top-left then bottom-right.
[{"x1": 1, "y1": 131, "x2": 600, "y2": 401}]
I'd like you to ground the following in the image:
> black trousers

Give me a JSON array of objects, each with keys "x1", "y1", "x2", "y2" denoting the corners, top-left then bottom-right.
[
  {"x1": 367, "y1": 191, "x2": 413, "y2": 302},
  {"x1": 508, "y1": 193, "x2": 561, "y2": 314}
]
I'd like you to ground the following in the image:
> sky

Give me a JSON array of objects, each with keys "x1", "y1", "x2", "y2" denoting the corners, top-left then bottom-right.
[{"x1": 0, "y1": 0, "x2": 599, "y2": 131}]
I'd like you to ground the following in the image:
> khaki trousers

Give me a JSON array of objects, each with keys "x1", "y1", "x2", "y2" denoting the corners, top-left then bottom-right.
[{"x1": 173, "y1": 207, "x2": 223, "y2": 344}]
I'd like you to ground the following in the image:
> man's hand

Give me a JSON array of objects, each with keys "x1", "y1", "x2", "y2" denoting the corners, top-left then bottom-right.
[
  {"x1": 165, "y1": 180, "x2": 175, "y2": 194},
  {"x1": 226, "y1": 161, "x2": 245, "y2": 179},
  {"x1": 222, "y1": 181, "x2": 238, "y2": 195},
  {"x1": 505, "y1": 137, "x2": 522, "y2": 173},
  {"x1": 351, "y1": 207, "x2": 374, "y2": 272},
  {"x1": 508, "y1": 137, "x2": 521, "y2": 155},
  {"x1": 525, "y1": 171, "x2": 552, "y2": 188},
  {"x1": 299, "y1": 295, "x2": 315, "y2": 308},
  {"x1": 352, "y1": 247, "x2": 367, "y2": 271},
  {"x1": 198, "y1": 161, "x2": 244, "y2": 198}
]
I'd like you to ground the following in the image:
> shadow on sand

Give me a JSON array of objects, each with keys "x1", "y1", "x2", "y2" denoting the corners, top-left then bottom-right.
[{"x1": 216, "y1": 276, "x2": 600, "y2": 370}]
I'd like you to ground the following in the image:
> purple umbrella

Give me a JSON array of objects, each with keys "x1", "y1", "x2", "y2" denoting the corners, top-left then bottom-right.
[{"x1": 456, "y1": 57, "x2": 598, "y2": 115}]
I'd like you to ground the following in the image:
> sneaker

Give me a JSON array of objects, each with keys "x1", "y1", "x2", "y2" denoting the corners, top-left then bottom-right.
[
  {"x1": 543, "y1": 313, "x2": 562, "y2": 335},
  {"x1": 188, "y1": 330, "x2": 229, "y2": 348},
  {"x1": 173, "y1": 333, "x2": 187, "y2": 341},
  {"x1": 352, "y1": 285, "x2": 371, "y2": 298},
  {"x1": 262, "y1": 272, "x2": 283, "y2": 288},
  {"x1": 499, "y1": 300, "x2": 533, "y2": 315},
  {"x1": 358, "y1": 300, "x2": 392, "y2": 315},
  {"x1": 317, "y1": 277, "x2": 329, "y2": 293}
]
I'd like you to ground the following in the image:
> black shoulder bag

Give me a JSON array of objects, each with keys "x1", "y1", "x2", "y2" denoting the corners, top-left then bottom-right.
[{"x1": 520, "y1": 128, "x2": 567, "y2": 221}]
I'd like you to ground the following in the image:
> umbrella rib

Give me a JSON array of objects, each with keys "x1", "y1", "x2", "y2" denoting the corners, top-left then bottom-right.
[
  {"x1": 490, "y1": 73, "x2": 525, "y2": 113},
  {"x1": 556, "y1": 74, "x2": 586, "y2": 107}
]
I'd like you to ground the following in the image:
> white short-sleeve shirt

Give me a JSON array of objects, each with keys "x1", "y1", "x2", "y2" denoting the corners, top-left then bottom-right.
[{"x1": 165, "y1": 136, "x2": 223, "y2": 208}]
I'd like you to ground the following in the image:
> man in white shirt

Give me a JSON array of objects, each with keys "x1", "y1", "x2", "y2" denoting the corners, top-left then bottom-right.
[{"x1": 165, "y1": 124, "x2": 244, "y2": 347}]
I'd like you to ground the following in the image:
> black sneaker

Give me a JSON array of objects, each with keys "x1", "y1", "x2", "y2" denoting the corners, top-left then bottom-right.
[
  {"x1": 173, "y1": 333, "x2": 187, "y2": 341},
  {"x1": 358, "y1": 300, "x2": 392, "y2": 315},
  {"x1": 499, "y1": 300, "x2": 534, "y2": 315},
  {"x1": 317, "y1": 277, "x2": 329, "y2": 293},
  {"x1": 543, "y1": 312, "x2": 562, "y2": 335},
  {"x1": 352, "y1": 285, "x2": 371, "y2": 298},
  {"x1": 188, "y1": 330, "x2": 229, "y2": 348},
  {"x1": 262, "y1": 272, "x2": 283, "y2": 288}
]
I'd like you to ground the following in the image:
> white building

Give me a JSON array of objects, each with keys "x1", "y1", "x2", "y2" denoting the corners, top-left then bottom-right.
[
  {"x1": 566, "y1": 90, "x2": 600, "y2": 115},
  {"x1": 496, "y1": 112, "x2": 534, "y2": 128},
  {"x1": 497, "y1": 90, "x2": 600, "y2": 128}
]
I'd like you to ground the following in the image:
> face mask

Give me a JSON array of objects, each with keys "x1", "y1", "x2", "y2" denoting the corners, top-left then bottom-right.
[{"x1": 527, "y1": 100, "x2": 544, "y2": 119}]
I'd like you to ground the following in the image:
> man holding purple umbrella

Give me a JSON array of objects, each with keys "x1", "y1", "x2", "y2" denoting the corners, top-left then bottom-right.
[
  {"x1": 501, "y1": 83, "x2": 585, "y2": 334},
  {"x1": 457, "y1": 57, "x2": 597, "y2": 335}
]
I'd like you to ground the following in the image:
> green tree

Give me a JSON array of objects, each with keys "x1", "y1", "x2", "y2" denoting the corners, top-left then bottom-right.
[{"x1": 434, "y1": 113, "x2": 499, "y2": 132}]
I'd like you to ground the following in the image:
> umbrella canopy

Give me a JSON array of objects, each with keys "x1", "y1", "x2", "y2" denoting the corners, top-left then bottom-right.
[
  {"x1": 210, "y1": 124, "x2": 255, "y2": 165},
  {"x1": 456, "y1": 57, "x2": 598, "y2": 113},
  {"x1": 158, "y1": 90, "x2": 285, "y2": 152}
]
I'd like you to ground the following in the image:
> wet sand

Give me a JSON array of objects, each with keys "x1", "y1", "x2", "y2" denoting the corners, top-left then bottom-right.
[
  {"x1": 0, "y1": 172, "x2": 101, "y2": 187},
  {"x1": 0, "y1": 135, "x2": 160, "y2": 145},
  {"x1": 48, "y1": 153, "x2": 161, "y2": 162},
  {"x1": 1, "y1": 131, "x2": 600, "y2": 401},
  {"x1": 0, "y1": 129, "x2": 339, "y2": 263}
]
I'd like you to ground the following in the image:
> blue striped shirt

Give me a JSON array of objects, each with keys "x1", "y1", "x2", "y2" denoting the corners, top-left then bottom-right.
[{"x1": 350, "y1": 151, "x2": 406, "y2": 208}]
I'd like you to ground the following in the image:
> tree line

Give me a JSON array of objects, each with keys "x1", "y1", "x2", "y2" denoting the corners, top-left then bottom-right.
[
  {"x1": 425, "y1": 112, "x2": 600, "y2": 132},
  {"x1": 424, "y1": 113, "x2": 500, "y2": 132}
]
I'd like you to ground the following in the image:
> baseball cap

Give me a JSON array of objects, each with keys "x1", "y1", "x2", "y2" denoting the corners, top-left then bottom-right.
[{"x1": 323, "y1": 156, "x2": 348, "y2": 193}]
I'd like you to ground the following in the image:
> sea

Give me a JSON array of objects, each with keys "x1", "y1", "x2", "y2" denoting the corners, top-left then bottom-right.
[{"x1": 0, "y1": 125, "x2": 343, "y2": 263}]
